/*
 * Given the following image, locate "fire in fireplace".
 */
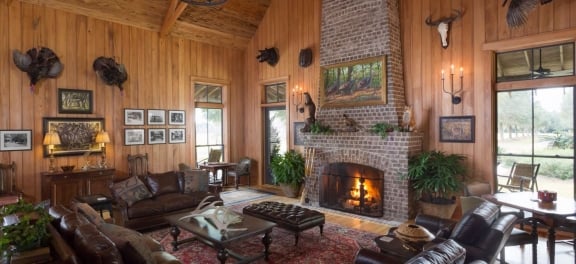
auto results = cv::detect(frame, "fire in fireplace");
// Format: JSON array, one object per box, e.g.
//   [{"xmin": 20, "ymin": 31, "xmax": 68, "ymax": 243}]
[{"xmin": 319, "ymin": 162, "xmax": 383, "ymax": 217}]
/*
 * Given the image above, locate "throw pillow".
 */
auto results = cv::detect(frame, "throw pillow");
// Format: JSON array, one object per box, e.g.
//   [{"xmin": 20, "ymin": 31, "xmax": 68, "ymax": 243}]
[
  {"xmin": 111, "ymin": 176, "xmax": 153, "ymax": 206},
  {"xmin": 99, "ymin": 223, "xmax": 157, "ymax": 264},
  {"xmin": 146, "ymin": 171, "xmax": 180, "ymax": 196},
  {"xmin": 178, "ymin": 163, "xmax": 209, "ymax": 193},
  {"xmin": 73, "ymin": 202, "xmax": 106, "ymax": 227},
  {"xmin": 74, "ymin": 224, "xmax": 124, "ymax": 264}
]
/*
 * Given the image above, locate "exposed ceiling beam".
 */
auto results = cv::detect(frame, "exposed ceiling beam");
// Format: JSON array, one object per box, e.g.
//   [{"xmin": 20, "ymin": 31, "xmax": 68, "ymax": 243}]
[{"xmin": 160, "ymin": 0, "xmax": 188, "ymax": 37}]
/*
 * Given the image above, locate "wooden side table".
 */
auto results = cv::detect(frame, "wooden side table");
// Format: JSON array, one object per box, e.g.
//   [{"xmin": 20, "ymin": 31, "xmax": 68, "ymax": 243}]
[{"xmin": 74, "ymin": 194, "xmax": 114, "ymax": 220}]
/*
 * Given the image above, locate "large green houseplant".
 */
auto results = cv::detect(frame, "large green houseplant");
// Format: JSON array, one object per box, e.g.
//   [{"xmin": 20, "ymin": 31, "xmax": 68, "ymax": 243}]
[
  {"xmin": 405, "ymin": 150, "xmax": 467, "ymax": 218},
  {"xmin": 270, "ymin": 147, "xmax": 306, "ymax": 198},
  {"xmin": 0, "ymin": 200, "xmax": 52, "ymax": 258}
]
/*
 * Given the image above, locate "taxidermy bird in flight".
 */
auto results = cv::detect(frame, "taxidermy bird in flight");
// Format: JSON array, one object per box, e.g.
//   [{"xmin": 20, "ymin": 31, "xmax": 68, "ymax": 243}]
[
  {"xmin": 503, "ymin": 0, "xmax": 553, "ymax": 28},
  {"xmin": 12, "ymin": 47, "xmax": 63, "ymax": 93},
  {"xmin": 93, "ymin": 56, "xmax": 128, "ymax": 95}
]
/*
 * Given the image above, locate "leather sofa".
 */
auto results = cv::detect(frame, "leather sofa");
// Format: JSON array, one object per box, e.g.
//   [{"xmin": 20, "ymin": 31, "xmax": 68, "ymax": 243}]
[
  {"xmin": 48, "ymin": 204, "xmax": 180, "ymax": 264},
  {"xmin": 354, "ymin": 239, "xmax": 468, "ymax": 264},
  {"xmin": 354, "ymin": 201, "xmax": 517, "ymax": 264},
  {"xmin": 111, "ymin": 169, "xmax": 221, "ymax": 231}
]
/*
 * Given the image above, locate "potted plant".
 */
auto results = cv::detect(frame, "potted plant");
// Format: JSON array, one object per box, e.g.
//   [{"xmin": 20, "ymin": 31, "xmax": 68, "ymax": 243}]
[
  {"xmin": 270, "ymin": 147, "xmax": 306, "ymax": 198},
  {"xmin": 370, "ymin": 122, "xmax": 399, "ymax": 139},
  {"xmin": 0, "ymin": 200, "xmax": 52, "ymax": 261},
  {"xmin": 405, "ymin": 150, "xmax": 467, "ymax": 219}
]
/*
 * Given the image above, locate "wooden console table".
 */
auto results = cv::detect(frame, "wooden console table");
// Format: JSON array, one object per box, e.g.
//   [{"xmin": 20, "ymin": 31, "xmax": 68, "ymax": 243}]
[{"xmin": 41, "ymin": 168, "xmax": 115, "ymax": 206}]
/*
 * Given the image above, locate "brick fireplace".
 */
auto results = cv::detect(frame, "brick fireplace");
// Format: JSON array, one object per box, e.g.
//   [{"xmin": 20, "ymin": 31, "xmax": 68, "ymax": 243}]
[{"xmin": 300, "ymin": 0, "xmax": 422, "ymax": 222}]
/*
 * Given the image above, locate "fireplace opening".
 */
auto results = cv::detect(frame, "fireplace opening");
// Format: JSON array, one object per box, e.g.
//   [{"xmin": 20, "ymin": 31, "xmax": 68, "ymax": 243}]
[{"xmin": 319, "ymin": 162, "xmax": 383, "ymax": 217}]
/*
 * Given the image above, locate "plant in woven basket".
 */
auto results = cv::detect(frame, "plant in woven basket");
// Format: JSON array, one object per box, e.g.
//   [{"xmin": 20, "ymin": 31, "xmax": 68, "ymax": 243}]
[{"xmin": 270, "ymin": 147, "xmax": 305, "ymax": 197}]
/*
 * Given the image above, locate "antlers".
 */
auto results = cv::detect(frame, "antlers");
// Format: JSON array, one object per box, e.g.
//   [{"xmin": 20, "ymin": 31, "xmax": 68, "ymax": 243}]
[{"xmin": 425, "ymin": 9, "xmax": 463, "ymax": 26}]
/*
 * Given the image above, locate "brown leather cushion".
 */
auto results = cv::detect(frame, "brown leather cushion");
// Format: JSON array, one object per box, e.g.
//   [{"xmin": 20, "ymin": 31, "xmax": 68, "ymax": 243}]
[
  {"xmin": 99, "ymin": 223, "xmax": 158, "ymax": 264},
  {"xmin": 74, "ymin": 224, "xmax": 124, "ymax": 264},
  {"xmin": 49, "ymin": 205, "xmax": 73, "ymax": 228},
  {"xmin": 73, "ymin": 202, "xmax": 106, "ymax": 227},
  {"xmin": 146, "ymin": 171, "xmax": 180, "ymax": 196},
  {"xmin": 60, "ymin": 213, "xmax": 90, "ymax": 243},
  {"xmin": 178, "ymin": 163, "xmax": 209, "ymax": 193}
]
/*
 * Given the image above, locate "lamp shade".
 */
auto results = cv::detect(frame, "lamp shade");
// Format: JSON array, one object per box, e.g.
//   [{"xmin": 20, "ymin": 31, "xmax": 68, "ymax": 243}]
[
  {"xmin": 43, "ymin": 132, "xmax": 61, "ymax": 146},
  {"xmin": 95, "ymin": 131, "xmax": 110, "ymax": 144}
]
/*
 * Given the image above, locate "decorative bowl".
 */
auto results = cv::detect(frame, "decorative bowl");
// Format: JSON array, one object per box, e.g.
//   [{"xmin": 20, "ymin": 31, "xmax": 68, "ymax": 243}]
[
  {"xmin": 61, "ymin": 165, "xmax": 75, "ymax": 172},
  {"xmin": 394, "ymin": 223, "xmax": 435, "ymax": 243}
]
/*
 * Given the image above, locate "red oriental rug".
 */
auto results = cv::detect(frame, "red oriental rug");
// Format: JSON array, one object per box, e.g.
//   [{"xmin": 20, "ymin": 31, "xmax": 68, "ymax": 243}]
[{"xmin": 146, "ymin": 203, "xmax": 382, "ymax": 263}]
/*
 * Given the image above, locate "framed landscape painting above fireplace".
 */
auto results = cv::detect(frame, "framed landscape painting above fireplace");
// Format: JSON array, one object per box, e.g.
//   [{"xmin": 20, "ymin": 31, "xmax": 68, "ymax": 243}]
[{"xmin": 320, "ymin": 56, "xmax": 387, "ymax": 108}]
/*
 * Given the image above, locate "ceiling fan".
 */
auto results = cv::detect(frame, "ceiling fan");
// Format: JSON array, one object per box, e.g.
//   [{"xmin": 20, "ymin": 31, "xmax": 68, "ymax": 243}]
[{"xmin": 532, "ymin": 48, "xmax": 551, "ymax": 78}]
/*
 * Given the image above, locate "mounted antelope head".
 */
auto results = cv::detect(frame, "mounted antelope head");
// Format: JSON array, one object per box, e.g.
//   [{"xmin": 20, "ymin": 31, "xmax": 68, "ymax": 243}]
[{"xmin": 425, "ymin": 9, "xmax": 463, "ymax": 49}]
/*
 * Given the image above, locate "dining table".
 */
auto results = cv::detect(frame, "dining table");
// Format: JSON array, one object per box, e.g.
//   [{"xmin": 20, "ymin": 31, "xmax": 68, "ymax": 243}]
[
  {"xmin": 198, "ymin": 162, "xmax": 237, "ymax": 185},
  {"xmin": 483, "ymin": 192, "xmax": 576, "ymax": 264}
]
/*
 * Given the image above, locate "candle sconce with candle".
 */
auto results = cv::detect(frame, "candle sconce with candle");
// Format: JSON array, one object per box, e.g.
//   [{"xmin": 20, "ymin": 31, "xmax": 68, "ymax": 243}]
[
  {"xmin": 292, "ymin": 85, "xmax": 305, "ymax": 113},
  {"xmin": 441, "ymin": 64, "xmax": 464, "ymax": 106}
]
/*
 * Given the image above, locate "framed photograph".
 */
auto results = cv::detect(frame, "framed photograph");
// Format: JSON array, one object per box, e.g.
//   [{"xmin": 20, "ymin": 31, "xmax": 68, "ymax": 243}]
[
  {"xmin": 58, "ymin": 88, "xmax": 93, "ymax": 114},
  {"xmin": 293, "ymin": 122, "xmax": 305, "ymax": 146},
  {"xmin": 0, "ymin": 130, "xmax": 32, "ymax": 151},
  {"xmin": 125, "ymin": 128, "xmax": 145, "ymax": 145},
  {"xmin": 147, "ymin": 109, "xmax": 166, "ymax": 125},
  {"xmin": 42, "ymin": 117, "xmax": 104, "ymax": 157},
  {"xmin": 168, "ymin": 110, "xmax": 186, "ymax": 125},
  {"xmin": 439, "ymin": 116, "xmax": 475, "ymax": 143},
  {"xmin": 124, "ymin": 109, "xmax": 145, "ymax": 125},
  {"xmin": 168, "ymin": 128, "xmax": 186, "ymax": 144},
  {"xmin": 148, "ymin": 129, "xmax": 166, "ymax": 144},
  {"xmin": 320, "ymin": 56, "xmax": 387, "ymax": 108}
]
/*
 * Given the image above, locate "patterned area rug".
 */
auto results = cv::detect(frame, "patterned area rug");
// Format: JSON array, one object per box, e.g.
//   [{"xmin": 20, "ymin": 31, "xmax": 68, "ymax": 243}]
[{"xmin": 146, "ymin": 202, "xmax": 381, "ymax": 263}]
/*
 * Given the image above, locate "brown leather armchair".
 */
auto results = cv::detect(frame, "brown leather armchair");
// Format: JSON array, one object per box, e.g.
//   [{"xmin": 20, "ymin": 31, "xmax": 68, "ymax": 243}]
[{"xmin": 354, "ymin": 239, "xmax": 468, "ymax": 264}]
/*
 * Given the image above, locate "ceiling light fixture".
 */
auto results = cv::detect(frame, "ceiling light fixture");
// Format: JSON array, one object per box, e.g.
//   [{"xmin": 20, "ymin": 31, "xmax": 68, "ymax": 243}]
[{"xmin": 180, "ymin": 0, "xmax": 228, "ymax": 6}]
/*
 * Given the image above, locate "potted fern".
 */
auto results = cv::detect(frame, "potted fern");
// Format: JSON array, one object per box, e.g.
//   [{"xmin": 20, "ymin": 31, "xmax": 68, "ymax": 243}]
[
  {"xmin": 405, "ymin": 150, "xmax": 467, "ymax": 219},
  {"xmin": 0, "ymin": 200, "xmax": 52, "ymax": 261},
  {"xmin": 270, "ymin": 147, "xmax": 306, "ymax": 198}
]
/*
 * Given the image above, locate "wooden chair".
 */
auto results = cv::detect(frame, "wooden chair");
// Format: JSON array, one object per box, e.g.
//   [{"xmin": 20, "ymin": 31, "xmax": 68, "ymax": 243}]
[
  {"xmin": 0, "ymin": 162, "xmax": 22, "ymax": 205},
  {"xmin": 227, "ymin": 157, "xmax": 252, "ymax": 190},
  {"xmin": 498, "ymin": 162, "xmax": 540, "ymax": 192},
  {"xmin": 127, "ymin": 153, "xmax": 149, "ymax": 179}
]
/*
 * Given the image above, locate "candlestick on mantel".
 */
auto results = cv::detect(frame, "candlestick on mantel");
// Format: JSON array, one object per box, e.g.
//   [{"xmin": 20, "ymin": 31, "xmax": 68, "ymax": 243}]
[
  {"xmin": 460, "ymin": 67, "xmax": 463, "ymax": 77},
  {"xmin": 450, "ymin": 64, "xmax": 454, "ymax": 74},
  {"xmin": 441, "ymin": 70, "xmax": 445, "ymax": 80}
]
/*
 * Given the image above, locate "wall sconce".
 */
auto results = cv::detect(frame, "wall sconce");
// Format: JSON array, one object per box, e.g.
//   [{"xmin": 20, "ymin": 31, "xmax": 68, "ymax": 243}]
[
  {"xmin": 95, "ymin": 131, "xmax": 111, "ymax": 168},
  {"xmin": 441, "ymin": 65, "xmax": 463, "ymax": 112},
  {"xmin": 292, "ymin": 85, "xmax": 305, "ymax": 113},
  {"xmin": 43, "ymin": 132, "xmax": 61, "ymax": 172}
]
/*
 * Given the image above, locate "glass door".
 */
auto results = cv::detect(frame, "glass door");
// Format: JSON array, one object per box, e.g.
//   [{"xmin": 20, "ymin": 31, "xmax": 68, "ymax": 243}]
[{"xmin": 263, "ymin": 107, "xmax": 287, "ymax": 185}]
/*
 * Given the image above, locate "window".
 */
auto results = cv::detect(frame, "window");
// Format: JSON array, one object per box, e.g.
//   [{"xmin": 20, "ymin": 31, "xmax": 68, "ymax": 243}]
[
  {"xmin": 262, "ymin": 82, "xmax": 287, "ymax": 185},
  {"xmin": 496, "ymin": 43, "xmax": 574, "ymax": 82},
  {"xmin": 496, "ymin": 87, "xmax": 574, "ymax": 198},
  {"xmin": 265, "ymin": 83, "xmax": 287, "ymax": 103},
  {"xmin": 195, "ymin": 83, "xmax": 224, "ymax": 165}
]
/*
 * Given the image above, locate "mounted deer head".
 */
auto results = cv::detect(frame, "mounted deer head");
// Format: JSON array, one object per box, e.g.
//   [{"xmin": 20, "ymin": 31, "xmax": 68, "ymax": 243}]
[{"xmin": 425, "ymin": 9, "xmax": 463, "ymax": 49}]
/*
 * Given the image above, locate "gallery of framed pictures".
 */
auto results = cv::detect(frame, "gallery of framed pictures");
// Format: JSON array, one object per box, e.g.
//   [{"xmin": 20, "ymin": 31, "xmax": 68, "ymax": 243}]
[
  {"xmin": 42, "ymin": 117, "xmax": 104, "ymax": 156},
  {"xmin": 58, "ymin": 88, "xmax": 93, "ymax": 114},
  {"xmin": 124, "ymin": 109, "xmax": 145, "ymax": 125},
  {"xmin": 169, "ymin": 128, "xmax": 185, "ymax": 144},
  {"xmin": 125, "ymin": 128, "xmax": 145, "ymax": 145},
  {"xmin": 148, "ymin": 129, "xmax": 166, "ymax": 144},
  {"xmin": 148, "ymin": 109, "xmax": 166, "ymax": 125},
  {"xmin": 439, "ymin": 115, "xmax": 475, "ymax": 143},
  {"xmin": 319, "ymin": 56, "xmax": 387, "ymax": 108},
  {"xmin": 168, "ymin": 110, "xmax": 185, "ymax": 125},
  {"xmin": 0, "ymin": 130, "xmax": 32, "ymax": 151}
]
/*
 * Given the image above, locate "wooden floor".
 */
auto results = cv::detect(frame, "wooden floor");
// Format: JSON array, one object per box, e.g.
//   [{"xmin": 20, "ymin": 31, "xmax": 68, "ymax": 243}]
[{"xmin": 240, "ymin": 186, "xmax": 575, "ymax": 264}]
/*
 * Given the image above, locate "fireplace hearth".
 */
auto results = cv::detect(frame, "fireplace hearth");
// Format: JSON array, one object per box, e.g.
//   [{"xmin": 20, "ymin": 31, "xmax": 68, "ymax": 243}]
[{"xmin": 320, "ymin": 162, "xmax": 383, "ymax": 217}]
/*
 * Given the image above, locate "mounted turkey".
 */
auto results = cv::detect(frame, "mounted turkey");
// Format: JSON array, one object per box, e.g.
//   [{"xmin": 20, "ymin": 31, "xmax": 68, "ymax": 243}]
[
  {"xmin": 93, "ymin": 56, "xmax": 128, "ymax": 94},
  {"xmin": 12, "ymin": 47, "xmax": 63, "ymax": 93},
  {"xmin": 503, "ymin": 0, "xmax": 553, "ymax": 28}
]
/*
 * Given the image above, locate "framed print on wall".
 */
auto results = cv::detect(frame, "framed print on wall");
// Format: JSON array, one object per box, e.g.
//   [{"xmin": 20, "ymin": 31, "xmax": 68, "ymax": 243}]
[
  {"xmin": 42, "ymin": 117, "xmax": 104, "ymax": 156},
  {"xmin": 58, "ymin": 88, "xmax": 93, "ymax": 114},
  {"xmin": 439, "ymin": 115, "xmax": 475, "ymax": 143},
  {"xmin": 293, "ymin": 122, "xmax": 305, "ymax": 146},
  {"xmin": 0, "ymin": 130, "xmax": 32, "ymax": 151},
  {"xmin": 168, "ymin": 110, "xmax": 185, "ymax": 125},
  {"xmin": 147, "ymin": 109, "xmax": 166, "ymax": 125},
  {"xmin": 168, "ymin": 128, "xmax": 186, "ymax": 144},
  {"xmin": 124, "ymin": 109, "xmax": 145, "ymax": 125},
  {"xmin": 124, "ymin": 128, "xmax": 145, "ymax": 145},
  {"xmin": 320, "ymin": 56, "xmax": 387, "ymax": 108},
  {"xmin": 148, "ymin": 128, "xmax": 166, "ymax": 144}
]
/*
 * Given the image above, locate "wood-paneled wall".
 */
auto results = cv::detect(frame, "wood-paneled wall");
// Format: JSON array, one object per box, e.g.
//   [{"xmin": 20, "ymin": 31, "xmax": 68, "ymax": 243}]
[
  {"xmin": 243, "ymin": 0, "xmax": 321, "ymax": 186},
  {"xmin": 0, "ymin": 2, "xmax": 245, "ymax": 201},
  {"xmin": 400, "ymin": 0, "xmax": 576, "ymax": 185}
]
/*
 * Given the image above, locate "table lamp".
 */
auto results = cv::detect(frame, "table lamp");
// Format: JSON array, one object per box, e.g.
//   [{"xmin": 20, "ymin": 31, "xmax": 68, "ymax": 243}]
[
  {"xmin": 43, "ymin": 132, "xmax": 61, "ymax": 172},
  {"xmin": 95, "ymin": 131, "xmax": 110, "ymax": 168}
]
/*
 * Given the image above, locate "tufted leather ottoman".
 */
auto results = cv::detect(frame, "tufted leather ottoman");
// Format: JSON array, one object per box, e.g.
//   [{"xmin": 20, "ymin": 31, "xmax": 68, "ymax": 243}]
[{"xmin": 243, "ymin": 201, "xmax": 325, "ymax": 245}]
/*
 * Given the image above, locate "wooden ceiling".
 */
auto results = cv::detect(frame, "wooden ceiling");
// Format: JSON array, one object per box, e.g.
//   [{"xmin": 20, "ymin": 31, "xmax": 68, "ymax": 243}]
[{"xmin": 17, "ymin": 0, "xmax": 271, "ymax": 49}]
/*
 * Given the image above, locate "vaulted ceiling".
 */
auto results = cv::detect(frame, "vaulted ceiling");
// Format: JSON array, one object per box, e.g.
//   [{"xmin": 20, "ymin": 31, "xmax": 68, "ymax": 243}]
[{"xmin": 18, "ymin": 0, "xmax": 271, "ymax": 49}]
